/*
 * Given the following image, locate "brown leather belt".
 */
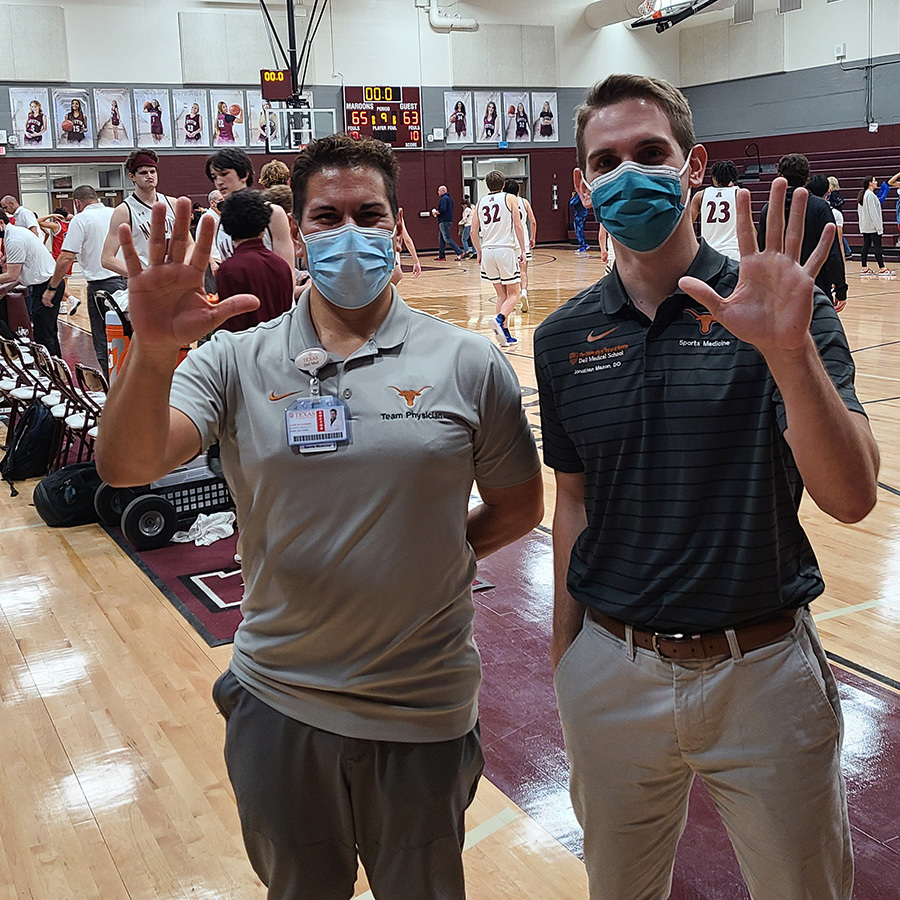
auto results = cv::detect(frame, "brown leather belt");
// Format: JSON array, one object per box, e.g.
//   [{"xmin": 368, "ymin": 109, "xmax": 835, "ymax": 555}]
[{"xmin": 586, "ymin": 607, "xmax": 796, "ymax": 661}]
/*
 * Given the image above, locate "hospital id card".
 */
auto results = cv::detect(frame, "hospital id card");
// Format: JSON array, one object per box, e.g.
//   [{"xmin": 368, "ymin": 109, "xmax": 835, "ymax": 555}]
[{"xmin": 285, "ymin": 397, "xmax": 349, "ymax": 453}]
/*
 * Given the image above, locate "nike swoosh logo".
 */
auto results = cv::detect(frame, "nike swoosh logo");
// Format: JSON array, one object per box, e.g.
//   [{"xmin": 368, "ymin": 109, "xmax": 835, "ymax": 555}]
[
  {"xmin": 586, "ymin": 327, "xmax": 618, "ymax": 343},
  {"xmin": 269, "ymin": 390, "xmax": 304, "ymax": 402}
]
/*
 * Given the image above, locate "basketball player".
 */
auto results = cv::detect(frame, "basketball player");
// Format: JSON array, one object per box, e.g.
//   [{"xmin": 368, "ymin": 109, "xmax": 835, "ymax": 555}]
[
  {"xmin": 101, "ymin": 149, "xmax": 185, "ymax": 275},
  {"xmin": 148, "ymin": 99, "xmax": 164, "ymax": 143},
  {"xmin": 23, "ymin": 99, "xmax": 47, "ymax": 146},
  {"xmin": 63, "ymin": 98, "xmax": 88, "ymax": 143},
  {"xmin": 204, "ymin": 147, "xmax": 294, "ymax": 274},
  {"xmin": 471, "ymin": 170, "xmax": 527, "ymax": 347},
  {"xmin": 184, "ymin": 102, "xmax": 203, "ymax": 144},
  {"xmin": 689, "ymin": 159, "xmax": 740, "ymax": 260},
  {"xmin": 109, "ymin": 99, "xmax": 122, "ymax": 144},
  {"xmin": 503, "ymin": 180, "xmax": 537, "ymax": 312}
]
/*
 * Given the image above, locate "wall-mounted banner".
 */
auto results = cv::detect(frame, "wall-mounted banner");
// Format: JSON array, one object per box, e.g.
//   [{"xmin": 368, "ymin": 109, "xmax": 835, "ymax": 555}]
[
  {"xmin": 133, "ymin": 89, "xmax": 173, "ymax": 149},
  {"xmin": 94, "ymin": 88, "xmax": 135, "ymax": 148},
  {"xmin": 52, "ymin": 88, "xmax": 93, "ymax": 149},
  {"xmin": 503, "ymin": 92, "xmax": 531, "ymax": 143},
  {"xmin": 211, "ymin": 90, "xmax": 247, "ymax": 146},
  {"xmin": 474, "ymin": 91, "xmax": 503, "ymax": 144},
  {"xmin": 531, "ymin": 91, "xmax": 558, "ymax": 143},
  {"xmin": 444, "ymin": 90, "xmax": 473, "ymax": 144},
  {"xmin": 172, "ymin": 90, "xmax": 211, "ymax": 148},
  {"xmin": 8, "ymin": 87, "xmax": 53, "ymax": 149}
]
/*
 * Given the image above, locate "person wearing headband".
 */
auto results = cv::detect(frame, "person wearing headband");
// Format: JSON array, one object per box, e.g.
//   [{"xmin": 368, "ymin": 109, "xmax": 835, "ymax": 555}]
[
  {"xmin": 102, "ymin": 148, "xmax": 191, "ymax": 275},
  {"xmin": 95, "ymin": 132, "xmax": 542, "ymax": 899},
  {"xmin": 535, "ymin": 73, "xmax": 877, "ymax": 900}
]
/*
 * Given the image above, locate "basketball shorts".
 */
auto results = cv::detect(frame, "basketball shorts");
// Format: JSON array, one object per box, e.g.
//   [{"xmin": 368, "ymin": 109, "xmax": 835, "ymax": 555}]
[{"xmin": 480, "ymin": 247, "xmax": 520, "ymax": 284}]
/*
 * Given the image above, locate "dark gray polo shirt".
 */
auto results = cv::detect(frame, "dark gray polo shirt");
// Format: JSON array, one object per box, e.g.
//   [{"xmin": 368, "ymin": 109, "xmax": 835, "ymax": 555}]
[
  {"xmin": 534, "ymin": 241, "xmax": 864, "ymax": 632},
  {"xmin": 170, "ymin": 288, "xmax": 540, "ymax": 742}
]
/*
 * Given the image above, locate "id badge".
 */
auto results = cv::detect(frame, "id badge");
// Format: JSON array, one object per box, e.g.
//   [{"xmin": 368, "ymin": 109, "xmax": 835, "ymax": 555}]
[{"xmin": 285, "ymin": 396, "xmax": 349, "ymax": 454}]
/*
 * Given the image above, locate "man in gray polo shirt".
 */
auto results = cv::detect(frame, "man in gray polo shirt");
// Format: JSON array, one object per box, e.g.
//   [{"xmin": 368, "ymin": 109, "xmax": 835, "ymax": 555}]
[{"xmin": 96, "ymin": 134, "xmax": 542, "ymax": 900}]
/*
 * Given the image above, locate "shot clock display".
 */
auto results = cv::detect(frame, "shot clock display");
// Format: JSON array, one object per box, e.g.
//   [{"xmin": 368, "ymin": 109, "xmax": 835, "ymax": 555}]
[
  {"xmin": 344, "ymin": 86, "xmax": 422, "ymax": 149},
  {"xmin": 260, "ymin": 69, "xmax": 293, "ymax": 102}
]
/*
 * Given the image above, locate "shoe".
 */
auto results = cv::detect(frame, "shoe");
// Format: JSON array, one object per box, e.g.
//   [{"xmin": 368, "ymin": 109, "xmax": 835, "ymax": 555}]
[
  {"xmin": 455, "ymin": 253, "xmax": 466, "ymax": 261},
  {"xmin": 859, "ymin": 267, "xmax": 874, "ymax": 276},
  {"xmin": 519, "ymin": 291, "xmax": 529, "ymax": 313},
  {"xmin": 491, "ymin": 314, "xmax": 509, "ymax": 347},
  {"xmin": 575, "ymin": 248, "xmax": 587, "ymax": 253},
  {"xmin": 433, "ymin": 256, "xmax": 447, "ymax": 261},
  {"xmin": 878, "ymin": 267, "xmax": 895, "ymax": 276},
  {"xmin": 468, "ymin": 253, "xmax": 477, "ymax": 259},
  {"xmin": 503, "ymin": 328, "xmax": 517, "ymax": 344},
  {"xmin": 67, "ymin": 297, "xmax": 81, "ymax": 315}
]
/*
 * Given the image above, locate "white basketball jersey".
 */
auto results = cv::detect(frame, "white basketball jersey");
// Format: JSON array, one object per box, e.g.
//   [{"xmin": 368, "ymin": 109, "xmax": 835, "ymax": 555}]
[
  {"xmin": 124, "ymin": 193, "xmax": 176, "ymax": 266},
  {"xmin": 518, "ymin": 200, "xmax": 531, "ymax": 244},
  {"xmin": 477, "ymin": 191, "xmax": 516, "ymax": 249},
  {"xmin": 215, "ymin": 219, "xmax": 274, "ymax": 261},
  {"xmin": 699, "ymin": 186, "xmax": 740, "ymax": 260}
]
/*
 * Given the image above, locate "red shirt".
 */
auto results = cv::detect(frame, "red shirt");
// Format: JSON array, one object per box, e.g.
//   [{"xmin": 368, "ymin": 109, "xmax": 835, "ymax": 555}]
[
  {"xmin": 52, "ymin": 220, "xmax": 73, "ymax": 275},
  {"xmin": 215, "ymin": 237, "xmax": 294, "ymax": 333}
]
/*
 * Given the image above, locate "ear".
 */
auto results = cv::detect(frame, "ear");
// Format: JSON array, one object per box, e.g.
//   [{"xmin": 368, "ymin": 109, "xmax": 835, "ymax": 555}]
[
  {"xmin": 394, "ymin": 208, "xmax": 405, "ymax": 252},
  {"xmin": 289, "ymin": 212, "xmax": 303, "ymax": 252},
  {"xmin": 687, "ymin": 144, "xmax": 708, "ymax": 190},
  {"xmin": 573, "ymin": 167, "xmax": 591, "ymax": 209}
]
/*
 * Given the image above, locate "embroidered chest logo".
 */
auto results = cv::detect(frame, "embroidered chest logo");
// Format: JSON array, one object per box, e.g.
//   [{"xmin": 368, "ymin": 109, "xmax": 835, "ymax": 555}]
[
  {"xmin": 685, "ymin": 309, "xmax": 717, "ymax": 335},
  {"xmin": 586, "ymin": 326, "xmax": 618, "ymax": 343},
  {"xmin": 388, "ymin": 385, "xmax": 432, "ymax": 408},
  {"xmin": 269, "ymin": 389, "xmax": 304, "ymax": 402}
]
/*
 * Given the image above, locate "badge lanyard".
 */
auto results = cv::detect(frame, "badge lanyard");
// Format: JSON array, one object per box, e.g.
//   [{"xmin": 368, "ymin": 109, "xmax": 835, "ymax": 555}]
[{"xmin": 286, "ymin": 348, "xmax": 350, "ymax": 454}]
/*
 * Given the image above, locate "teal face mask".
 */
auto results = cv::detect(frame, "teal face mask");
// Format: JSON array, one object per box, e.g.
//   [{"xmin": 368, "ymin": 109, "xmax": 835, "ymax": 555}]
[
  {"xmin": 586, "ymin": 156, "xmax": 691, "ymax": 253},
  {"xmin": 302, "ymin": 222, "xmax": 396, "ymax": 309}
]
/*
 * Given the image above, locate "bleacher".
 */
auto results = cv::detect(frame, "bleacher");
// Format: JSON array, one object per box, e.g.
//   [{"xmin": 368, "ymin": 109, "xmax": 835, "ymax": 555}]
[{"xmin": 566, "ymin": 144, "xmax": 900, "ymax": 259}]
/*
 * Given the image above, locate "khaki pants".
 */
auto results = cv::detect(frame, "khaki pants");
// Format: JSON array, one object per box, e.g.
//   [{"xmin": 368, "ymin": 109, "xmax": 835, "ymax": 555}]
[{"xmin": 554, "ymin": 608, "xmax": 852, "ymax": 900}]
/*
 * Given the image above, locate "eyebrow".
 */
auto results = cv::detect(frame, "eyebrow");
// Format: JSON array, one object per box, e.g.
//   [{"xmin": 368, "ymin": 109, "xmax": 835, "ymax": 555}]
[
  {"xmin": 307, "ymin": 200, "xmax": 388, "ymax": 213},
  {"xmin": 586, "ymin": 135, "xmax": 674, "ymax": 166}
]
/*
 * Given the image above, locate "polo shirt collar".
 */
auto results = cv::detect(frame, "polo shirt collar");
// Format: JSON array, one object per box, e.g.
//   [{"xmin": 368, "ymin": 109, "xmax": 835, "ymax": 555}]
[
  {"xmin": 289, "ymin": 285, "xmax": 411, "ymax": 363},
  {"xmin": 598, "ymin": 239, "xmax": 731, "ymax": 317}
]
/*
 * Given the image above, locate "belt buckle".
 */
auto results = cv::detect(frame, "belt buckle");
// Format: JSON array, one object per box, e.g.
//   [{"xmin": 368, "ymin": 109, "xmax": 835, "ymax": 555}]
[{"xmin": 651, "ymin": 631, "xmax": 685, "ymax": 660}]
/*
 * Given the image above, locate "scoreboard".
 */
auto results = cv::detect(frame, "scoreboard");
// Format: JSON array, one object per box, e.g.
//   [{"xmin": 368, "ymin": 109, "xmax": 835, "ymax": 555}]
[{"xmin": 344, "ymin": 86, "xmax": 423, "ymax": 150}]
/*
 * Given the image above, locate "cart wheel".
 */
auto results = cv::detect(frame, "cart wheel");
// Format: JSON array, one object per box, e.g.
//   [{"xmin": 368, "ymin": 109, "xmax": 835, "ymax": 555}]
[
  {"xmin": 120, "ymin": 495, "xmax": 178, "ymax": 550},
  {"xmin": 95, "ymin": 483, "xmax": 143, "ymax": 527}
]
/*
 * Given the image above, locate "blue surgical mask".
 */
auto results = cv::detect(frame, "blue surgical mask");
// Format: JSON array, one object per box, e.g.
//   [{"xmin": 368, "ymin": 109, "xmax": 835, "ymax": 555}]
[
  {"xmin": 302, "ymin": 222, "xmax": 396, "ymax": 309},
  {"xmin": 586, "ymin": 156, "xmax": 692, "ymax": 253}
]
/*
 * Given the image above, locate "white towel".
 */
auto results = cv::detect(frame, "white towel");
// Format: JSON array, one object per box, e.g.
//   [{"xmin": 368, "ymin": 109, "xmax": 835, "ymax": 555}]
[{"xmin": 172, "ymin": 511, "xmax": 236, "ymax": 546}]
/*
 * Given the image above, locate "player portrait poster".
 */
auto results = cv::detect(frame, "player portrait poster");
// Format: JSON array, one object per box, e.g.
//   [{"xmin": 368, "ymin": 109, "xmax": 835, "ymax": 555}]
[
  {"xmin": 246, "ymin": 90, "xmax": 279, "ymax": 147},
  {"xmin": 443, "ymin": 91, "xmax": 472, "ymax": 144},
  {"xmin": 132, "ymin": 89, "xmax": 173, "ymax": 148},
  {"xmin": 211, "ymin": 90, "xmax": 247, "ymax": 146},
  {"xmin": 531, "ymin": 91, "xmax": 558, "ymax": 143},
  {"xmin": 8, "ymin": 87, "xmax": 53, "ymax": 149},
  {"xmin": 503, "ymin": 92, "xmax": 531, "ymax": 143},
  {"xmin": 51, "ymin": 88, "xmax": 93, "ymax": 149},
  {"xmin": 172, "ymin": 90, "xmax": 210, "ymax": 148},
  {"xmin": 474, "ymin": 91, "xmax": 503, "ymax": 144},
  {"xmin": 94, "ymin": 88, "xmax": 134, "ymax": 148}
]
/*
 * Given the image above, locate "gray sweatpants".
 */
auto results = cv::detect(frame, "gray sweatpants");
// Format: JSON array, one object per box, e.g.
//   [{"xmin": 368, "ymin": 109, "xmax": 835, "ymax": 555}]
[
  {"xmin": 554, "ymin": 608, "xmax": 852, "ymax": 900},
  {"xmin": 212, "ymin": 669, "xmax": 483, "ymax": 900}
]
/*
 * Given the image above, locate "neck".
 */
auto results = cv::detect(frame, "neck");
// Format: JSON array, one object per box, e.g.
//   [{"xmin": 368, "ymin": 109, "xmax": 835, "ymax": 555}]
[
  {"xmin": 614, "ymin": 218, "xmax": 700, "ymax": 320},
  {"xmin": 135, "ymin": 186, "xmax": 158, "ymax": 203},
  {"xmin": 308, "ymin": 285, "xmax": 394, "ymax": 357},
  {"xmin": 233, "ymin": 235, "xmax": 261, "ymax": 248}
]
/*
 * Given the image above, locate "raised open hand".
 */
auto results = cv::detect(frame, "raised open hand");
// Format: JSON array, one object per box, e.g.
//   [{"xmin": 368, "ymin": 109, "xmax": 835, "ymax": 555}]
[
  {"xmin": 679, "ymin": 177, "xmax": 834, "ymax": 358},
  {"xmin": 121, "ymin": 196, "xmax": 259, "ymax": 351}
]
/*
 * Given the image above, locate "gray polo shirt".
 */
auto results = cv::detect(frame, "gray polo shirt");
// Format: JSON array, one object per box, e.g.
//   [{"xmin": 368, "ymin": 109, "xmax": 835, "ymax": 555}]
[{"xmin": 170, "ymin": 289, "xmax": 540, "ymax": 742}]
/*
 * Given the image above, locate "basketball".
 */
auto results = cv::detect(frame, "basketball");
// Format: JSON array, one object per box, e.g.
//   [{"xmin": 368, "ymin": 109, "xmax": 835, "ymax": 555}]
[
  {"xmin": 61, "ymin": 119, "xmax": 73, "ymax": 132},
  {"xmin": 143, "ymin": 101, "xmax": 153, "ymax": 111},
  {"xmin": 229, "ymin": 104, "xmax": 242, "ymax": 117},
  {"xmin": 508, "ymin": 105, "xmax": 516, "ymax": 116}
]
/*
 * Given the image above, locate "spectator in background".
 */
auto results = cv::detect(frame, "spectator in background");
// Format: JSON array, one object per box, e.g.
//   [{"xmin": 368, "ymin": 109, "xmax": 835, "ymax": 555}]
[
  {"xmin": 1, "ymin": 195, "xmax": 39, "ymax": 236},
  {"xmin": 827, "ymin": 176, "xmax": 851, "ymax": 259},
  {"xmin": 258, "ymin": 159, "xmax": 291, "ymax": 189},
  {"xmin": 199, "ymin": 190, "xmax": 223, "ymax": 295},
  {"xmin": 459, "ymin": 196, "xmax": 477, "ymax": 258},
  {"xmin": 886, "ymin": 170, "xmax": 900, "ymax": 235},
  {"xmin": 215, "ymin": 189, "xmax": 294, "ymax": 332},
  {"xmin": 857, "ymin": 175, "xmax": 894, "ymax": 277},
  {"xmin": 430, "ymin": 185, "xmax": 464, "ymax": 261},
  {"xmin": 263, "ymin": 185, "xmax": 312, "ymax": 293},
  {"xmin": 570, "ymin": 190, "xmax": 589, "ymax": 253},
  {"xmin": 758, "ymin": 155, "xmax": 848, "ymax": 301},
  {"xmin": 807, "ymin": 174, "xmax": 849, "ymax": 311}
]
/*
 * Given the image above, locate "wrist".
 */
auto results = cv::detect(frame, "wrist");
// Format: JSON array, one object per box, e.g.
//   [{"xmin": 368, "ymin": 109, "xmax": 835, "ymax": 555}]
[{"xmin": 760, "ymin": 333, "xmax": 819, "ymax": 377}]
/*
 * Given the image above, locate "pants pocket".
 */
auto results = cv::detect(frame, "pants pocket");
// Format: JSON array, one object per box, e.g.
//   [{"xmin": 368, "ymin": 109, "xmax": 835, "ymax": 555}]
[{"xmin": 211, "ymin": 668, "xmax": 243, "ymax": 720}]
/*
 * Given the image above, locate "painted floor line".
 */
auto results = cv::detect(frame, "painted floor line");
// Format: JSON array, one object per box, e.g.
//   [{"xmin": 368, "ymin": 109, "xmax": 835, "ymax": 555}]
[
  {"xmin": 354, "ymin": 807, "xmax": 520, "ymax": 900},
  {"xmin": 0, "ymin": 522, "xmax": 46, "ymax": 534},
  {"xmin": 814, "ymin": 598, "xmax": 886, "ymax": 621}
]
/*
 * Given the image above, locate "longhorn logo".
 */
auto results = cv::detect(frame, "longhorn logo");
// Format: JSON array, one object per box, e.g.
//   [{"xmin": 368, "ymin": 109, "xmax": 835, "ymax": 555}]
[
  {"xmin": 388, "ymin": 385, "xmax": 432, "ymax": 408},
  {"xmin": 685, "ymin": 309, "xmax": 717, "ymax": 335}
]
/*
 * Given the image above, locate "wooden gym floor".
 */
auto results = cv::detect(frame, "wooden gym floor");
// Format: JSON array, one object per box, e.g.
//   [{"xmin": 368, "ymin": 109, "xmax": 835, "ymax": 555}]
[{"xmin": 1, "ymin": 245, "xmax": 898, "ymax": 898}]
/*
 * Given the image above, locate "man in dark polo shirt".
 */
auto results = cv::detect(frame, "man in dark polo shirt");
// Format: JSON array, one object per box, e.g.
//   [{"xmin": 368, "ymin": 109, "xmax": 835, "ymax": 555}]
[
  {"xmin": 214, "ymin": 189, "xmax": 293, "ymax": 332},
  {"xmin": 535, "ymin": 74, "xmax": 879, "ymax": 900},
  {"xmin": 431, "ymin": 184, "xmax": 465, "ymax": 260}
]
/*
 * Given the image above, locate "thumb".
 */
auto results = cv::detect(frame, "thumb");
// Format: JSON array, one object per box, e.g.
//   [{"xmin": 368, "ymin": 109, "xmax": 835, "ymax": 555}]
[
  {"xmin": 679, "ymin": 276, "xmax": 726, "ymax": 318},
  {"xmin": 207, "ymin": 293, "xmax": 261, "ymax": 329}
]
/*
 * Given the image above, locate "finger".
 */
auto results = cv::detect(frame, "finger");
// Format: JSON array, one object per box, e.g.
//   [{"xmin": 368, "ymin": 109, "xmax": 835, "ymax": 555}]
[
  {"xmin": 735, "ymin": 189, "xmax": 758, "ymax": 259},
  {"xmin": 678, "ymin": 276, "xmax": 726, "ymax": 318},
  {"xmin": 167, "ymin": 196, "xmax": 192, "ymax": 265},
  {"xmin": 784, "ymin": 187, "xmax": 807, "ymax": 262},
  {"xmin": 802, "ymin": 221, "xmax": 836, "ymax": 281},
  {"xmin": 148, "ymin": 202, "xmax": 169, "ymax": 268},
  {"xmin": 207, "ymin": 293, "xmax": 260, "ymax": 329},
  {"xmin": 189, "ymin": 209, "xmax": 214, "ymax": 277},
  {"xmin": 118, "ymin": 222, "xmax": 145, "ymax": 280},
  {"xmin": 764, "ymin": 177, "xmax": 787, "ymax": 255}
]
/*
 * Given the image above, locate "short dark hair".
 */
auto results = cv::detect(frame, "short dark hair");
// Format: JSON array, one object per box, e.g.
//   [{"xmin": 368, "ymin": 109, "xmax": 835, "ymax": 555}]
[
  {"xmin": 73, "ymin": 184, "xmax": 98, "ymax": 202},
  {"xmin": 218, "ymin": 189, "xmax": 273, "ymax": 241},
  {"xmin": 263, "ymin": 184, "xmax": 293, "ymax": 214},
  {"xmin": 206, "ymin": 148, "xmax": 255, "ymax": 187},
  {"xmin": 776, "ymin": 153, "xmax": 810, "ymax": 188},
  {"xmin": 503, "ymin": 179, "xmax": 520, "ymax": 196},
  {"xmin": 125, "ymin": 148, "xmax": 158, "ymax": 173},
  {"xmin": 52, "ymin": 207, "xmax": 69, "ymax": 217},
  {"xmin": 806, "ymin": 174, "xmax": 829, "ymax": 198},
  {"xmin": 710, "ymin": 160, "xmax": 738, "ymax": 187},
  {"xmin": 290, "ymin": 133, "xmax": 399, "ymax": 220},
  {"xmin": 576, "ymin": 74, "xmax": 695, "ymax": 171},
  {"xmin": 485, "ymin": 170, "xmax": 505, "ymax": 192},
  {"xmin": 0, "ymin": 209, "xmax": 8, "ymax": 225}
]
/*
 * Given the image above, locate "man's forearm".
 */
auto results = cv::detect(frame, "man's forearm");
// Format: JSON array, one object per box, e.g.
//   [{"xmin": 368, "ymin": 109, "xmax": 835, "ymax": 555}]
[
  {"xmin": 48, "ymin": 253, "xmax": 75, "ymax": 289},
  {"xmin": 550, "ymin": 479, "xmax": 588, "ymax": 666},
  {"xmin": 466, "ymin": 474, "xmax": 543, "ymax": 560},
  {"xmin": 101, "ymin": 251, "xmax": 128, "ymax": 277},
  {"xmin": 766, "ymin": 338, "xmax": 879, "ymax": 523}
]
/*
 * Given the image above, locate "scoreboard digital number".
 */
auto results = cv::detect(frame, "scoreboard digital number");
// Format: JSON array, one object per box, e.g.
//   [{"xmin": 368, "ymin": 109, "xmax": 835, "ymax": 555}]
[
  {"xmin": 260, "ymin": 69, "xmax": 293, "ymax": 102},
  {"xmin": 344, "ymin": 86, "xmax": 422, "ymax": 150}
]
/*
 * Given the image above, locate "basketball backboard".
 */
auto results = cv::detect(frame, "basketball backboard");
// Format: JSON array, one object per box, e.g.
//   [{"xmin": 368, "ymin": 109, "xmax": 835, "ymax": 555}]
[{"xmin": 265, "ymin": 106, "xmax": 337, "ymax": 153}]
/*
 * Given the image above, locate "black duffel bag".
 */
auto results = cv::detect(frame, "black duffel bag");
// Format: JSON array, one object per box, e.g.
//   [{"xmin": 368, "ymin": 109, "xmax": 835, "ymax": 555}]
[{"xmin": 33, "ymin": 461, "xmax": 103, "ymax": 527}]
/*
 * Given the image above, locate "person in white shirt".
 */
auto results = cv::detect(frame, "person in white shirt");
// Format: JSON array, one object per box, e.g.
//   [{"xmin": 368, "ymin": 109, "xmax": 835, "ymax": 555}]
[
  {"xmin": 1, "ymin": 195, "xmax": 40, "ymax": 236},
  {"xmin": 45, "ymin": 185, "xmax": 125, "ymax": 376},
  {"xmin": 0, "ymin": 213, "xmax": 63, "ymax": 353},
  {"xmin": 503, "ymin": 180, "xmax": 538, "ymax": 312},
  {"xmin": 857, "ymin": 175, "xmax": 894, "ymax": 276},
  {"xmin": 689, "ymin": 160, "xmax": 740, "ymax": 261},
  {"xmin": 201, "ymin": 189, "xmax": 223, "ymax": 294}
]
